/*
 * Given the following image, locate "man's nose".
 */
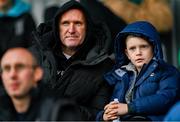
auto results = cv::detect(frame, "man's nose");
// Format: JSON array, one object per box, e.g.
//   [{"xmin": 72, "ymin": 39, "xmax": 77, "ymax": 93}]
[
  {"xmin": 68, "ymin": 24, "xmax": 75, "ymax": 33},
  {"xmin": 9, "ymin": 67, "xmax": 17, "ymax": 78}
]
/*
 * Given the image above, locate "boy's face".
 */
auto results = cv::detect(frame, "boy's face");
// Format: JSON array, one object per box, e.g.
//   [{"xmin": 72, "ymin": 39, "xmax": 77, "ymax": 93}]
[{"xmin": 125, "ymin": 36, "xmax": 153, "ymax": 72}]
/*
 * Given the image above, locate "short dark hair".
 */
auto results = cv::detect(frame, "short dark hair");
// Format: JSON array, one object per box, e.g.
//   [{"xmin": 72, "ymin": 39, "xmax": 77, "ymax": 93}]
[{"xmin": 124, "ymin": 33, "xmax": 153, "ymax": 49}]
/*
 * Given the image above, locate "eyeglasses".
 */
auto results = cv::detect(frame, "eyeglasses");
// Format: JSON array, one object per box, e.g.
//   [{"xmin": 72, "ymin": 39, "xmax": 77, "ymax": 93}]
[{"xmin": 0, "ymin": 63, "xmax": 37, "ymax": 73}]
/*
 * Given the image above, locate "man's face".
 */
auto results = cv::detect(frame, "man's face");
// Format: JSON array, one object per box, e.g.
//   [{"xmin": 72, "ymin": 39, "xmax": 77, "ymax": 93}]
[
  {"xmin": 1, "ymin": 49, "xmax": 37, "ymax": 99},
  {"xmin": 125, "ymin": 36, "xmax": 153, "ymax": 72},
  {"xmin": 59, "ymin": 8, "xmax": 86, "ymax": 51}
]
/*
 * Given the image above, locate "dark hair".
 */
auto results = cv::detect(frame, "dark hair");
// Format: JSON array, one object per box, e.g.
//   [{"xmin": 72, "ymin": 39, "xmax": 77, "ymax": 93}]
[{"xmin": 123, "ymin": 33, "xmax": 153, "ymax": 49}]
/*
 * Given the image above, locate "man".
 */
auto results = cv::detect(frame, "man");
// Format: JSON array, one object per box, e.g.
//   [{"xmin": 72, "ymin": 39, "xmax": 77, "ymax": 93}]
[
  {"xmin": 96, "ymin": 21, "xmax": 180, "ymax": 121},
  {"xmin": 0, "ymin": 0, "xmax": 36, "ymax": 96},
  {"xmin": 0, "ymin": 47, "xmax": 43, "ymax": 120},
  {"xmin": 29, "ymin": 0, "xmax": 113, "ymax": 120},
  {"xmin": 0, "ymin": 47, "xmax": 84, "ymax": 121}
]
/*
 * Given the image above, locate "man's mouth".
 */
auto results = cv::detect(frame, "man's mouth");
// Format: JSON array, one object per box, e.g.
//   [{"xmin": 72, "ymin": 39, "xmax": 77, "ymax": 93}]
[{"xmin": 10, "ymin": 83, "xmax": 19, "ymax": 91}]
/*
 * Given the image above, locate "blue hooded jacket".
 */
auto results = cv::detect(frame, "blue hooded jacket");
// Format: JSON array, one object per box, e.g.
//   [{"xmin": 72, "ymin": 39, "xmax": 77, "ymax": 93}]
[{"xmin": 96, "ymin": 21, "xmax": 180, "ymax": 121}]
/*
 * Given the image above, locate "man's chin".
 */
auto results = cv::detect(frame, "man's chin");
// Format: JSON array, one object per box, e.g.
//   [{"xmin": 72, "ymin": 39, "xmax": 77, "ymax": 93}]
[{"xmin": 11, "ymin": 93, "xmax": 28, "ymax": 99}]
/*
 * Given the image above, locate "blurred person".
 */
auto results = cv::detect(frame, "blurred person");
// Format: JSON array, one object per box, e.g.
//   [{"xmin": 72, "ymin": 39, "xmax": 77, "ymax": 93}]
[
  {"xmin": 96, "ymin": 21, "xmax": 180, "ymax": 121},
  {"xmin": 0, "ymin": 47, "xmax": 84, "ymax": 121},
  {"xmin": 0, "ymin": 0, "xmax": 36, "ymax": 58},
  {"xmin": 29, "ymin": 0, "xmax": 113, "ymax": 120},
  {"xmin": 0, "ymin": 47, "xmax": 44, "ymax": 120}
]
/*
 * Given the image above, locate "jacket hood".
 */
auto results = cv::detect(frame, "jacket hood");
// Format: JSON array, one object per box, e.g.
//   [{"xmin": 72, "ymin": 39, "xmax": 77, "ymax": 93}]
[
  {"xmin": 114, "ymin": 21, "xmax": 163, "ymax": 67},
  {"xmin": 52, "ymin": 0, "xmax": 111, "ymax": 61},
  {"xmin": 0, "ymin": 0, "xmax": 31, "ymax": 17}
]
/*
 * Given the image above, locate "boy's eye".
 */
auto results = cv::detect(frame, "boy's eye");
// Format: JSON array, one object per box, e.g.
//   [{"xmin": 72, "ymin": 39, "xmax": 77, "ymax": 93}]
[
  {"xmin": 141, "ymin": 45, "xmax": 149, "ymax": 49},
  {"xmin": 144, "ymin": 45, "xmax": 149, "ymax": 48},
  {"xmin": 129, "ymin": 47, "xmax": 136, "ymax": 51}
]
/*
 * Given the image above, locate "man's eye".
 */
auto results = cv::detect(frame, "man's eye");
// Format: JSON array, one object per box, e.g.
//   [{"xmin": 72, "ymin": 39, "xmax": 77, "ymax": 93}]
[
  {"xmin": 2, "ymin": 66, "xmax": 10, "ymax": 72},
  {"xmin": 75, "ymin": 22, "xmax": 82, "ymax": 26},
  {"xmin": 16, "ymin": 64, "xmax": 26, "ymax": 71},
  {"xmin": 62, "ymin": 22, "xmax": 69, "ymax": 26}
]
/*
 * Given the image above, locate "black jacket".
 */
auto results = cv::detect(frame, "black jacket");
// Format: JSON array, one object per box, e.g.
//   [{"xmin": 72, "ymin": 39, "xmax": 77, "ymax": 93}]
[
  {"xmin": 0, "ymin": 83, "xmax": 84, "ymax": 121},
  {"xmin": 29, "ymin": 0, "xmax": 114, "ymax": 120},
  {"xmin": 0, "ymin": 86, "xmax": 47, "ymax": 121}
]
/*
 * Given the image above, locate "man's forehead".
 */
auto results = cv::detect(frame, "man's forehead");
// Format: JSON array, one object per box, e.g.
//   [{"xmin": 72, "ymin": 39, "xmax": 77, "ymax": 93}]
[{"xmin": 1, "ymin": 49, "xmax": 33, "ymax": 65}]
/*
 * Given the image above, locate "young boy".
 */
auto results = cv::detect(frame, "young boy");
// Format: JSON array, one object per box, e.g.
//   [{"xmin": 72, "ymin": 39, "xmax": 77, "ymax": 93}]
[{"xmin": 96, "ymin": 21, "xmax": 180, "ymax": 121}]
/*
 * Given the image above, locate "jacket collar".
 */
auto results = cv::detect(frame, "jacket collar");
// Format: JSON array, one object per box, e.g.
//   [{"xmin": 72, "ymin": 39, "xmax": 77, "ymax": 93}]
[{"xmin": 135, "ymin": 60, "xmax": 158, "ymax": 86}]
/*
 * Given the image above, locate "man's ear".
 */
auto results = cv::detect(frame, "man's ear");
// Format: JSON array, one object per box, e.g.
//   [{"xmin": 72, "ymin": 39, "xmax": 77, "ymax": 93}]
[{"xmin": 34, "ymin": 67, "xmax": 43, "ymax": 84}]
